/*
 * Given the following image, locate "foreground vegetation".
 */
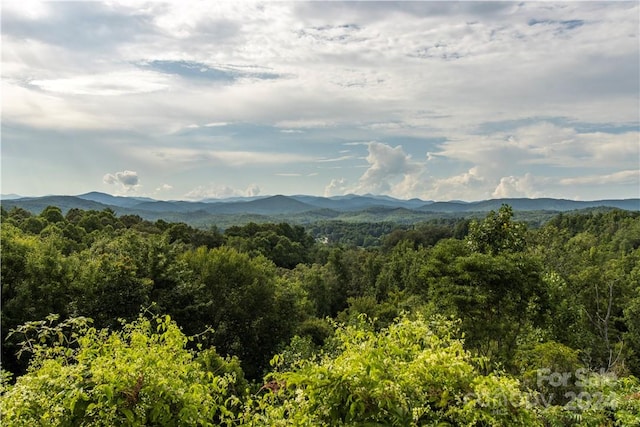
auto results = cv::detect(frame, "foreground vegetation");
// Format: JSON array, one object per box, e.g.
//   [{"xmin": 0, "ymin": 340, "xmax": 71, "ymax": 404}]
[{"xmin": 1, "ymin": 204, "xmax": 639, "ymax": 425}]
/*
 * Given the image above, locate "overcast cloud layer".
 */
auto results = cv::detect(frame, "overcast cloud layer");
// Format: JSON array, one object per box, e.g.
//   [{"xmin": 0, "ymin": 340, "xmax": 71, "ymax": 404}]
[{"xmin": 2, "ymin": 1, "xmax": 639, "ymax": 201}]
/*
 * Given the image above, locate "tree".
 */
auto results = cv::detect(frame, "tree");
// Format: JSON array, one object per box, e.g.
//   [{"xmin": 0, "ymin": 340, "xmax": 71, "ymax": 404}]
[
  {"xmin": 250, "ymin": 315, "xmax": 539, "ymax": 426},
  {"xmin": 225, "ymin": 223, "xmax": 314, "ymax": 269},
  {"xmin": 376, "ymin": 239, "xmax": 429, "ymax": 298},
  {"xmin": 5, "ymin": 207, "xmax": 32, "ymax": 225},
  {"xmin": 72, "ymin": 250, "xmax": 151, "ymax": 329},
  {"xmin": 39, "ymin": 206, "xmax": 65, "ymax": 224},
  {"xmin": 422, "ymin": 239, "xmax": 548, "ymax": 367},
  {"xmin": 179, "ymin": 247, "xmax": 300, "ymax": 379},
  {"xmin": 467, "ymin": 204, "xmax": 527, "ymax": 255},
  {"xmin": 1, "ymin": 315, "xmax": 243, "ymax": 426},
  {"xmin": 1, "ymin": 224, "xmax": 76, "ymax": 375}
]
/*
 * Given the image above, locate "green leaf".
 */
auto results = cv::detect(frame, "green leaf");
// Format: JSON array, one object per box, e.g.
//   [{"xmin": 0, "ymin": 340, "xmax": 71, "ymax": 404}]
[{"xmin": 121, "ymin": 407, "xmax": 135, "ymax": 424}]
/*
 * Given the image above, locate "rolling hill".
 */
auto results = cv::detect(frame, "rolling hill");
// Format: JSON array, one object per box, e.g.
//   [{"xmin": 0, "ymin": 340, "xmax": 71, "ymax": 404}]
[{"xmin": 2, "ymin": 192, "xmax": 638, "ymax": 228}]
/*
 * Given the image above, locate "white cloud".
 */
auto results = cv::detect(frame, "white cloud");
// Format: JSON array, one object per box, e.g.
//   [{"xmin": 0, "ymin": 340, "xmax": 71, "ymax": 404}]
[
  {"xmin": 275, "ymin": 119, "xmax": 333, "ymax": 129},
  {"xmin": 2, "ymin": 80, "xmax": 112, "ymax": 129},
  {"xmin": 316, "ymin": 155, "xmax": 356, "ymax": 163},
  {"xmin": 559, "ymin": 170, "xmax": 640, "ymax": 186},
  {"xmin": 155, "ymin": 183, "xmax": 173, "ymax": 192},
  {"xmin": 354, "ymin": 142, "xmax": 423, "ymax": 195},
  {"xmin": 432, "ymin": 123, "xmax": 640, "ymax": 198},
  {"xmin": 2, "ymin": 1, "xmax": 51, "ymax": 19},
  {"xmin": 136, "ymin": 147, "xmax": 314, "ymax": 167},
  {"xmin": 492, "ymin": 174, "xmax": 538, "ymax": 199},
  {"xmin": 29, "ymin": 70, "xmax": 170, "ymax": 96},
  {"xmin": 246, "ymin": 184, "xmax": 261, "ymax": 197},
  {"xmin": 103, "ymin": 170, "xmax": 140, "ymax": 192},
  {"xmin": 324, "ymin": 178, "xmax": 349, "ymax": 197},
  {"xmin": 424, "ymin": 167, "xmax": 488, "ymax": 201},
  {"xmin": 184, "ymin": 183, "xmax": 260, "ymax": 200},
  {"xmin": 2, "ymin": 2, "xmax": 638, "ymax": 200}
]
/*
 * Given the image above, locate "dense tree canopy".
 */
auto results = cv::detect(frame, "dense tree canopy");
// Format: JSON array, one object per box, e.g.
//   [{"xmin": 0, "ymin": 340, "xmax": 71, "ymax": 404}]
[{"xmin": 1, "ymin": 205, "xmax": 639, "ymax": 425}]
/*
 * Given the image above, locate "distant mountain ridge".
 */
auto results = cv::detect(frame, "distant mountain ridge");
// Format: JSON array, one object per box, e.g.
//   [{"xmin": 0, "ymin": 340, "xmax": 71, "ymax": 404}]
[
  {"xmin": 77, "ymin": 191, "xmax": 156, "ymax": 208},
  {"xmin": 2, "ymin": 192, "xmax": 639, "ymax": 227}
]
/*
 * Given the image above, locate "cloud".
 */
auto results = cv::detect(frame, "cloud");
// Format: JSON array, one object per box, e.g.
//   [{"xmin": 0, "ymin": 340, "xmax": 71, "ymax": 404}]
[
  {"xmin": 354, "ymin": 142, "xmax": 423, "ymax": 195},
  {"xmin": 139, "ymin": 60, "xmax": 282, "ymax": 83},
  {"xmin": 324, "ymin": 178, "xmax": 349, "ymax": 197},
  {"xmin": 29, "ymin": 70, "xmax": 170, "ymax": 96},
  {"xmin": 559, "ymin": 170, "xmax": 640, "ymax": 186},
  {"xmin": 155, "ymin": 183, "xmax": 173, "ymax": 192},
  {"xmin": 435, "ymin": 122, "xmax": 640, "ymax": 179},
  {"xmin": 184, "ymin": 183, "xmax": 260, "ymax": 200},
  {"xmin": 425, "ymin": 167, "xmax": 488, "ymax": 201},
  {"xmin": 140, "ymin": 147, "xmax": 314, "ymax": 167},
  {"xmin": 2, "ymin": 2, "xmax": 638, "ymax": 200},
  {"xmin": 275, "ymin": 119, "xmax": 333, "ymax": 129},
  {"xmin": 2, "ymin": 2, "xmax": 158, "ymax": 51},
  {"xmin": 103, "ymin": 170, "xmax": 140, "ymax": 191},
  {"xmin": 492, "ymin": 174, "xmax": 538, "ymax": 199},
  {"xmin": 316, "ymin": 155, "xmax": 356, "ymax": 163},
  {"xmin": 2, "ymin": 80, "xmax": 110, "ymax": 129}
]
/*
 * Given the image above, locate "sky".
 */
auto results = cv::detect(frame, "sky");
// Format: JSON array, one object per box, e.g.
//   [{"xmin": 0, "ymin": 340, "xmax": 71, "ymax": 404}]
[{"xmin": 2, "ymin": 1, "xmax": 639, "ymax": 201}]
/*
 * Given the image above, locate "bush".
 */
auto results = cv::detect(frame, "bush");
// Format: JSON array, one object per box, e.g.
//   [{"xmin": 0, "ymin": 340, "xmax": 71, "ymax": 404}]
[
  {"xmin": 247, "ymin": 315, "xmax": 541, "ymax": 426},
  {"xmin": 1, "ymin": 315, "xmax": 242, "ymax": 426}
]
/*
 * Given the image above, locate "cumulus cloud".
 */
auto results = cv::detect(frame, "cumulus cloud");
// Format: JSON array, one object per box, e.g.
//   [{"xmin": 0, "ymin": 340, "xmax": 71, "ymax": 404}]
[
  {"xmin": 354, "ymin": 142, "xmax": 423, "ymax": 195},
  {"xmin": 2, "ymin": 2, "xmax": 638, "ymax": 200},
  {"xmin": 324, "ymin": 178, "xmax": 350, "ymax": 197},
  {"xmin": 103, "ymin": 170, "xmax": 140, "ymax": 192},
  {"xmin": 184, "ymin": 183, "xmax": 261, "ymax": 200},
  {"xmin": 427, "ymin": 123, "xmax": 640, "ymax": 200},
  {"xmin": 155, "ymin": 183, "xmax": 173, "ymax": 192},
  {"xmin": 424, "ymin": 167, "xmax": 488, "ymax": 201},
  {"xmin": 492, "ymin": 174, "xmax": 538, "ymax": 199}
]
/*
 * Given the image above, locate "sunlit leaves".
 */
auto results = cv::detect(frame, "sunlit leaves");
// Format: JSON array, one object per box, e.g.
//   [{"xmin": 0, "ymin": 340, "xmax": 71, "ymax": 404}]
[
  {"xmin": 1, "ymin": 316, "xmax": 242, "ymax": 426},
  {"xmin": 254, "ymin": 315, "xmax": 539, "ymax": 426}
]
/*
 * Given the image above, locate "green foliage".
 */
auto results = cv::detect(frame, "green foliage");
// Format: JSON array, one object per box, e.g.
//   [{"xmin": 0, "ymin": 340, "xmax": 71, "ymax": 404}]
[
  {"xmin": 40, "ymin": 206, "xmax": 65, "ymax": 224},
  {"xmin": 1, "ymin": 315, "xmax": 242, "ymax": 426},
  {"xmin": 532, "ymin": 210, "xmax": 640, "ymax": 375},
  {"xmin": 337, "ymin": 295, "xmax": 399, "ymax": 330},
  {"xmin": 423, "ymin": 239, "xmax": 548, "ymax": 367},
  {"xmin": 165, "ymin": 222, "xmax": 224, "ymax": 249},
  {"xmin": 467, "ymin": 204, "xmax": 527, "ymax": 254},
  {"xmin": 250, "ymin": 315, "xmax": 540, "ymax": 426},
  {"xmin": 294, "ymin": 317, "xmax": 334, "ymax": 347},
  {"xmin": 293, "ymin": 263, "xmax": 340, "ymax": 317},
  {"xmin": 2, "ymin": 204, "xmax": 639, "ymax": 425},
  {"xmin": 1, "ymin": 224, "xmax": 78, "ymax": 375},
  {"xmin": 225, "ymin": 222, "xmax": 314, "ymax": 268},
  {"xmin": 376, "ymin": 239, "xmax": 430, "ymax": 298},
  {"xmin": 382, "ymin": 220, "xmax": 460, "ymax": 250},
  {"xmin": 308, "ymin": 221, "xmax": 398, "ymax": 247},
  {"xmin": 180, "ymin": 246, "xmax": 301, "ymax": 379},
  {"xmin": 537, "ymin": 373, "xmax": 640, "ymax": 426},
  {"xmin": 515, "ymin": 341, "xmax": 585, "ymax": 405}
]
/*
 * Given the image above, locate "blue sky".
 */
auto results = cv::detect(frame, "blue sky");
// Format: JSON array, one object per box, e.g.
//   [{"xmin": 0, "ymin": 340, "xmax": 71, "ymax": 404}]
[{"xmin": 2, "ymin": 1, "xmax": 638, "ymax": 201}]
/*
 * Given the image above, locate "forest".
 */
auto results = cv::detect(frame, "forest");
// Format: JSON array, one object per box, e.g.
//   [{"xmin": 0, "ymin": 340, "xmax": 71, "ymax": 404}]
[{"xmin": 1, "ymin": 204, "xmax": 639, "ymax": 426}]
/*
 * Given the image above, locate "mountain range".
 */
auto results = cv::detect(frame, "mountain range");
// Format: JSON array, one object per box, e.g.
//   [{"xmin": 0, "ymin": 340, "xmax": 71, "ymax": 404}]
[{"xmin": 2, "ymin": 192, "xmax": 639, "ymax": 227}]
